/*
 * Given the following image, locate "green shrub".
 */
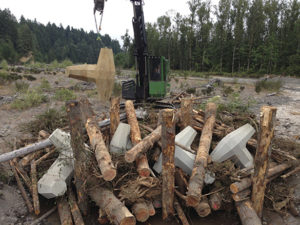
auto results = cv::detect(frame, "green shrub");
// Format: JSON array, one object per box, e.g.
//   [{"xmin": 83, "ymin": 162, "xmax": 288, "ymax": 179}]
[
  {"xmin": 0, "ymin": 59, "xmax": 8, "ymax": 70},
  {"xmin": 54, "ymin": 88, "xmax": 76, "ymax": 101},
  {"xmin": 14, "ymin": 81, "xmax": 29, "ymax": 93},
  {"xmin": 11, "ymin": 90, "xmax": 48, "ymax": 110},
  {"xmin": 255, "ymin": 79, "xmax": 282, "ymax": 93},
  {"xmin": 38, "ymin": 78, "xmax": 51, "ymax": 91},
  {"xmin": 60, "ymin": 59, "xmax": 73, "ymax": 68}
]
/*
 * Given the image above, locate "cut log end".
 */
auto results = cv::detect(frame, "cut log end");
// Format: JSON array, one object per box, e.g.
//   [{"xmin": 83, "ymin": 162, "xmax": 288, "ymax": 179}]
[
  {"xmin": 230, "ymin": 183, "xmax": 239, "ymax": 194},
  {"xmin": 119, "ymin": 217, "xmax": 136, "ymax": 225},
  {"xmin": 132, "ymin": 202, "xmax": 150, "ymax": 222},
  {"xmin": 103, "ymin": 169, "xmax": 117, "ymax": 181},
  {"xmin": 194, "ymin": 200, "xmax": 211, "ymax": 217}
]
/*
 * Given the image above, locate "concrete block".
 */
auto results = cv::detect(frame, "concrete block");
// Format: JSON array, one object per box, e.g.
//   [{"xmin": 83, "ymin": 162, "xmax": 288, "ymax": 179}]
[
  {"xmin": 38, "ymin": 129, "xmax": 74, "ymax": 199},
  {"xmin": 210, "ymin": 123, "xmax": 254, "ymax": 168},
  {"xmin": 110, "ymin": 123, "xmax": 131, "ymax": 154},
  {"xmin": 153, "ymin": 126, "xmax": 197, "ymax": 175}
]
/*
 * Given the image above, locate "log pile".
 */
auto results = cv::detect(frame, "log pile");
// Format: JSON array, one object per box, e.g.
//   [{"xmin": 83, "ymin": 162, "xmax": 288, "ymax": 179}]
[{"xmin": 2, "ymin": 96, "xmax": 299, "ymax": 225}]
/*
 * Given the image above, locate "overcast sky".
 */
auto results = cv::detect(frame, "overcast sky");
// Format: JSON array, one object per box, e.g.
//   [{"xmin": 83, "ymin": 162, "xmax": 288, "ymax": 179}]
[{"xmin": 0, "ymin": 0, "xmax": 195, "ymax": 42}]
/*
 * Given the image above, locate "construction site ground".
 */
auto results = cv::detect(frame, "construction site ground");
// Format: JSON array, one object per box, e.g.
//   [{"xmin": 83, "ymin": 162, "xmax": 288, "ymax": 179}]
[{"xmin": 0, "ymin": 69, "xmax": 299, "ymax": 225}]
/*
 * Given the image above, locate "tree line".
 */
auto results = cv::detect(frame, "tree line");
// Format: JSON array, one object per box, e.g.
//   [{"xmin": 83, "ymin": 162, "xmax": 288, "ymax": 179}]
[
  {"xmin": 120, "ymin": 0, "xmax": 299, "ymax": 75},
  {"xmin": 0, "ymin": 8, "xmax": 121, "ymax": 64}
]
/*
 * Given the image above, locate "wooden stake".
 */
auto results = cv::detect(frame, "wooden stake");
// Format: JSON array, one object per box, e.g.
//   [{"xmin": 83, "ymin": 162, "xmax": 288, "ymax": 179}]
[
  {"xmin": 10, "ymin": 160, "xmax": 33, "ymax": 213},
  {"xmin": 174, "ymin": 198, "xmax": 190, "ymax": 225},
  {"xmin": 68, "ymin": 189, "xmax": 85, "ymax": 225},
  {"xmin": 125, "ymin": 100, "xmax": 151, "ymax": 177},
  {"xmin": 194, "ymin": 197, "xmax": 211, "ymax": 217},
  {"xmin": 110, "ymin": 97, "xmax": 120, "ymax": 137},
  {"xmin": 89, "ymin": 186, "xmax": 136, "ymax": 225},
  {"xmin": 58, "ymin": 197, "xmax": 73, "ymax": 225},
  {"xmin": 79, "ymin": 98, "xmax": 116, "ymax": 181},
  {"xmin": 67, "ymin": 100, "xmax": 90, "ymax": 215},
  {"xmin": 161, "ymin": 109, "xmax": 175, "ymax": 220},
  {"xmin": 180, "ymin": 98, "xmax": 193, "ymax": 129},
  {"xmin": 251, "ymin": 106, "xmax": 277, "ymax": 218},
  {"xmin": 236, "ymin": 200, "xmax": 262, "ymax": 225},
  {"xmin": 125, "ymin": 125, "xmax": 162, "ymax": 163},
  {"xmin": 187, "ymin": 103, "xmax": 217, "ymax": 207},
  {"xmin": 31, "ymin": 160, "xmax": 40, "ymax": 215},
  {"xmin": 132, "ymin": 201, "xmax": 150, "ymax": 222}
]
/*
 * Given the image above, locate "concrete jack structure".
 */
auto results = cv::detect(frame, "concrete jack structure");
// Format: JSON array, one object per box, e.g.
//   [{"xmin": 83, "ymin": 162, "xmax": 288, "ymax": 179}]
[
  {"xmin": 210, "ymin": 123, "xmax": 255, "ymax": 168},
  {"xmin": 38, "ymin": 129, "xmax": 74, "ymax": 199},
  {"xmin": 110, "ymin": 122, "xmax": 132, "ymax": 154}
]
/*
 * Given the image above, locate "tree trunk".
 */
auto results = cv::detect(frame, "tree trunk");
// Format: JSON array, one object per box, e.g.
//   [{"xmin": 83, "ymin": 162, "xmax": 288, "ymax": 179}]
[
  {"xmin": 67, "ymin": 100, "xmax": 90, "ymax": 215},
  {"xmin": 79, "ymin": 98, "xmax": 116, "ymax": 181},
  {"xmin": 251, "ymin": 106, "xmax": 277, "ymax": 218},
  {"xmin": 68, "ymin": 189, "xmax": 85, "ymax": 225},
  {"xmin": 110, "ymin": 97, "xmax": 120, "ymax": 137},
  {"xmin": 89, "ymin": 186, "xmax": 136, "ymax": 225},
  {"xmin": 58, "ymin": 197, "xmax": 73, "ymax": 225},
  {"xmin": 132, "ymin": 201, "xmax": 150, "ymax": 222},
  {"xmin": 187, "ymin": 103, "xmax": 217, "ymax": 207},
  {"xmin": 180, "ymin": 98, "xmax": 193, "ymax": 129},
  {"xmin": 236, "ymin": 200, "xmax": 262, "ymax": 225},
  {"xmin": 161, "ymin": 109, "xmax": 175, "ymax": 220},
  {"xmin": 31, "ymin": 160, "xmax": 40, "ymax": 215},
  {"xmin": 125, "ymin": 125, "xmax": 162, "ymax": 163},
  {"xmin": 125, "ymin": 100, "xmax": 150, "ymax": 177}
]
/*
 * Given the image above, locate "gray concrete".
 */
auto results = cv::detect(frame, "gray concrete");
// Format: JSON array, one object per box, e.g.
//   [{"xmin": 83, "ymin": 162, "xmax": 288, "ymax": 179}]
[
  {"xmin": 110, "ymin": 123, "xmax": 132, "ymax": 154},
  {"xmin": 38, "ymin": 129, "xmax": 74, "ymax": 199},
  {"xmin": 210, "ymin": 123, "xmax": 254, "ymax": 168}
]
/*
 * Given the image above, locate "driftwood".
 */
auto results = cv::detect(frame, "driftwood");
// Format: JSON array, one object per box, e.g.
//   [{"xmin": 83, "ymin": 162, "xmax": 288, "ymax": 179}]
[
  {"xmin": 30, "ymin": 206, "xmax": 57, "ymax": 225},
  {"xmin": 251, "ymin": 106, "xmax": 277, "ymax": 218},
  {"xmin": 110, "ymin": 97, "xmax": 120, "ymax": 137},
  {"xmin": 132, "ymin": 201, "xmax": 150, "ymax": 222},
  {"xmin": 187, "ymin": 103, "xmax": 217, "ymax": 207},
  {"xmin": 89, "ymin": 186, "xmax": 136, "ymax": 225},
  {"xmin": 10, "ymin": 160, "xmax": 33, "ymax": 213},
  {"xmin": 67, "ymin": 100, "xmax": 90, "ymax": 215},
  {"xmin": 68, "ymin": 189, "xmax": 85, "ymax": 225},
  {"xmin": 80, "ymin": 98, "xmax": 116, "ymax": 181},
  {"xmin": 31, "ymin": 160, "xmax": 40, "ymax": 215},
  {"xmin": 230, "ymin": 163, "xmax": 291, "ymax": 193},
  {"xmin": 125, "ymin": 100, "xmax": 151, "ymax": 177},
  {"xmin": 174, "ymin": 198, "xmax": 190, "ymax": 225},
  {"xmin": 161, "ymin": 109, "xmax": 175, "ymax": 220},
  {"xmin": 125, "ymin": 125, "xmax": 162, "ymax": 163},
  {"xmin": 0, "ymin": 139, "xmax": 52, "ymax": 163},
  {"xmin": 180, "ymin": 98, "xmax": 193, "ymax": 128},
  {"xmin": 236, "ymin": 200, "xmax": 262, "ymax": 225},
  {"xmin": 58, "ymin": 197, "xmax": 73, "ymax": 225}
]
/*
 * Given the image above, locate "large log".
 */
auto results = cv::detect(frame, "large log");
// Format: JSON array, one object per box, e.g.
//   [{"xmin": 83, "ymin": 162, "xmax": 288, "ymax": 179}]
[
  {"xmin": 68, "ymin": 189, "xmax": 85, "ymax": 225},
  {"xmin": 125, "ymin": 100, "xmax": 151, "ymax": 177},
  {"xmin": 194, "ymin": 197, "xmax": 211, "ymax": 217},
  {"xmin": 161, "ymin": 109, "xmax": 175, "ymax": 220},
  {"xmin": 230, "ymin": 163, "xmax": 290, "ymax": 193},
  {"xmin": 132, "ymin": 201, "xmax": 150, "ymax": 222},
  {"xmin": 79, "ymin": 98, "xmax": 116, "ymax": 181},
  {"xmin": 251, "ymin": 106, "xmax": 277, "ymax": 218},
  {"xmin": 67, "ymin": 100, "xmax": 90, "ymax": 215},
  {"xmin": 110, "ymin": 97, "xmax": 120, "ymax": 137},
  {"xmin": 89, "ymin": 186, "xmax": 136, "ymax": 225},
  {"xmin": 236, "ymin": 200, "xmax": 262, "ymax": 225},
  {"xmin": 125, "ymin": 125, "xmax": 162, "ymax": 163},
  {"xmin": 31, "ymin": 160, "xmax": 40, "ymax": 215},
  {"xmin": 232, "ymin": 189, "xmax": 251, "ymax": 202},
  {"xmin": 180, "ymin": 98, "xmax": 193, "ymax": 129},
  {"xmin": 187, "ymin": 103, "xmax": 217, "ymax": 207},
  {"xmin": 58, "ymin": 197, "xmax": 73, "ymax": 225}
]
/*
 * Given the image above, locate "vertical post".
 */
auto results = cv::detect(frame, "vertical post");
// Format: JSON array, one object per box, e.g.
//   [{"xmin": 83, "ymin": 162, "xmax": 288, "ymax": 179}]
[
  {"xmin": 180, "ymin": 98, "xmax": 193, "ymax": 129},
  {"xmin": 110, "ymin": 97, "xmax": 120, "ymax": 137},
  {"xmin": 161, "ymin": 109, "xmax": 175, "ymax": 220},
  {"xmin": 251, "ymin": 106, "xmax": 277, "ymax": 218}
]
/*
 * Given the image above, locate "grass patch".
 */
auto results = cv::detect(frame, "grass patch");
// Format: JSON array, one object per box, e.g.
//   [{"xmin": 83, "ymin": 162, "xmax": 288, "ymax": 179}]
[
  {"xmin": 54, "ymin": 88, "xmax": 76, "ymax": 101},
  {"xmin": 38, "ymin": 78, "xmax": 51, "ymax": 91},
  {"xmin": 22, "ymin": 108, "xmax": 68, "ymax": 136},
  {"xmin": 0, "ymin": 70, "xmax": 22, "ymax": 84},
  {"xmin": 87, "ymin": 89, "xmax": 98, "ymax": 98},
  {"xmin": 255, "ymin": 79, "xmax": 282, "ymax": 93},
  {"xmin": 14, "ymin": 81, "xmax": 29, "ymax": 93},
  {"xmin": 11, "ymin": 90, "xmax": 48, "ymax": 110}
]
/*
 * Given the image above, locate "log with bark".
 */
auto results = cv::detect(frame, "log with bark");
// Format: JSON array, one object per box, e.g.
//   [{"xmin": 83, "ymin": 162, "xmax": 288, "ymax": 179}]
[
  {"xmin": 13, "ymin": 160, "xmax": 32, "ymax": 192},
  {"xmin": 125, "ymin": 100, "xmax": 151, "ymax": 177},
  {"xmin": 36, "ymin": 148, "xmax": 56, "ymax": 165},
  {"xmin": 209, "ymin": 192, "xmax": 222, "ymax": 211},
  {"xmin": 132, "ymin": 201, "xmax": 150, "ymax": 222},
  {"xmin": 194, "ymin": 197, "xmax": 211, "ymax": 217},
  {"xmin": 236, "ymin": 200, "xmax": 262, "ymax": 225},
  {"xmin": 68, "ymin": 189, "xmax": 85, "ymax": 225},
  {"xmin": 251, "ymin": 106, "xmax": 277, "ymax": 218},
  {"xmin": 174, "ymin": 198, "xmax": 190, "ymax": 225},
  {"xmin": 31, "ymin": 160, "xmax": 40, "ymax": 215},
  {"xmin": 232, "ymin": 189, "xmax": 251, "ymax": 202},
  {"xmin": 187, "ymin": 103, "xmax": 217, "ymax": 207},
  {"xmin": 161, "ymin": 109, "xmax": 175, "ymax": 220},
  {"xmin": 180, "ymin": 98, "xmax": 193, "ymax": 129},
  {"xmin": 79, "ymin": 98, "xmax": 116, "ymax": 181},
  {"xmin": 58, "ymin": 197, "xmax": 74, "ymax": 225},
  {"xmin": 89, "ymin": 186, "xmax": 136, "ymax": 225},
  {"xmin": 125, "ymin": 125, "xmax": 162, "ymax": 163},
  {"xmin": 110, "ymin": 97, "xmax": 120, "ymax": 137}
]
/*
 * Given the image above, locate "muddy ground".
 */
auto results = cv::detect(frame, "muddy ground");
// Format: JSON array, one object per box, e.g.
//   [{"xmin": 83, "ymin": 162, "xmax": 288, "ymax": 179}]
[{"xmin": 0, "ymin": 69, "xmax": 299, "ymax": 225}]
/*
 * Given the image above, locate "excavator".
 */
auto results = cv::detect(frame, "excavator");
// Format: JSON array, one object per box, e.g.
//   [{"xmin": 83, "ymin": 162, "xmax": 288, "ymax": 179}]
[{"xmin": 94, "ymin": 0, "xmax": 170, "ymax": 102}]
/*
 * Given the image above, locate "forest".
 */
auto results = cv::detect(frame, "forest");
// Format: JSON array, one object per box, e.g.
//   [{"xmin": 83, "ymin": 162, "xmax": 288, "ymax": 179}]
[{"xmin": 0, "ymin": 0, "xmax": 299, "ymax": 75}]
